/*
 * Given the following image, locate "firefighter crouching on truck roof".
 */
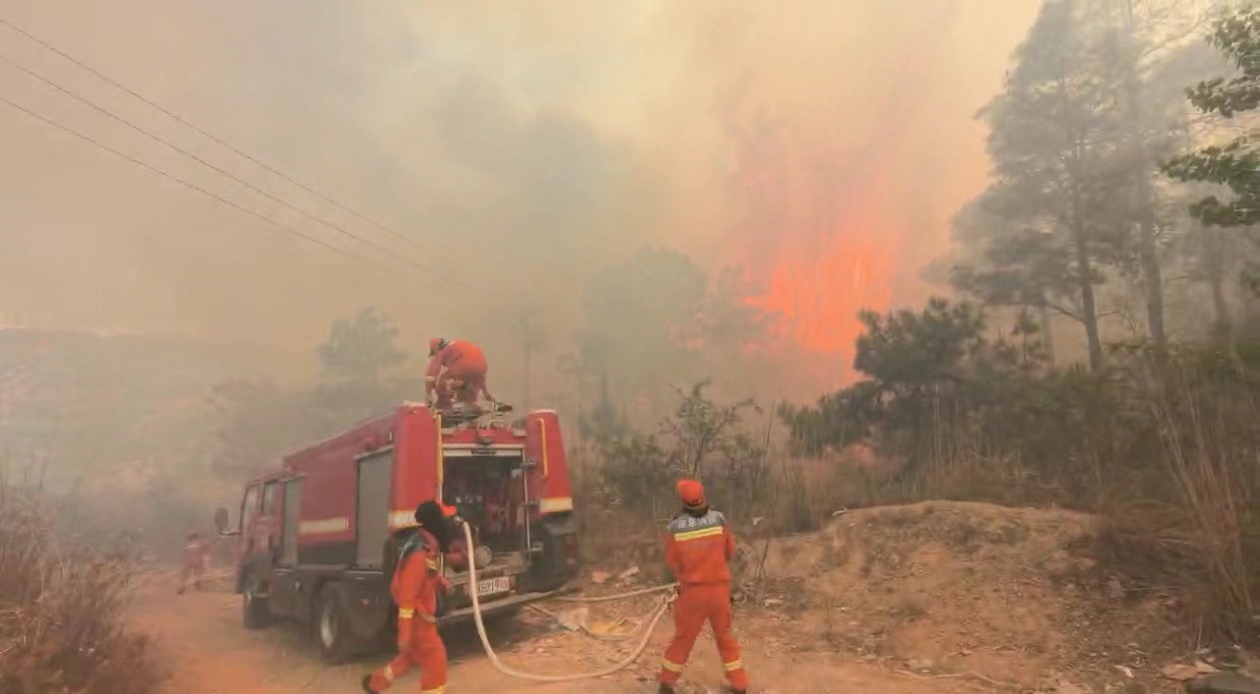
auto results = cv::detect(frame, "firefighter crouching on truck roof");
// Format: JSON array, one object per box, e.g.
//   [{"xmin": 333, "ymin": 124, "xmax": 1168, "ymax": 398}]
[
  {"xmin": 363, "ymin": 501, "xmax": 466, "ymax": 694},
  {"xmin": 658, "ymin": 479, "xmax": 749, "ymax": 694},
  {"xmin": 425, "ymin": 337, "xmax": 494, "ymax": 410}
]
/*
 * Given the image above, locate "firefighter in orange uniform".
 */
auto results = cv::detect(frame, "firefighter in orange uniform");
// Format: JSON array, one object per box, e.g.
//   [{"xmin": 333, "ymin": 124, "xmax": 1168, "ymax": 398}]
[
  {"xmin": 177, "ymin": 530, "xmax": 209, "ymax": 595},
  {"xmin": 363, "ymin": 501, "xmax": 466, "ymax": 694},
  {"xmin": 658, "ymin": 480, "xmax": 748, "ymax": 694},
  {"xmin": 426, "ymin": 338, "xmax": 494, "ymax": 410}
]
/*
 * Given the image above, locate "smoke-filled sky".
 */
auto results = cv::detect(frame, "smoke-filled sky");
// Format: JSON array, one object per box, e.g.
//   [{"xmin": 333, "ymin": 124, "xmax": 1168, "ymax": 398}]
[{"xmin": 0, "ymin": 0, "xmax": 1041, "ymax": 384}]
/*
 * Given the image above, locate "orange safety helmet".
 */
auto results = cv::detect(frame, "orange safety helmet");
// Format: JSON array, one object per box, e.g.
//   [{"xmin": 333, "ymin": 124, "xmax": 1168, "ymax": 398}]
[{"xmin": 676, "ymin": 479, "xmax": 706, "ymax": 509}]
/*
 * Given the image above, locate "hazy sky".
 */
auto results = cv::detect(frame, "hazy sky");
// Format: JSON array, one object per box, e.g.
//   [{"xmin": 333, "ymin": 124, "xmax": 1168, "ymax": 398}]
[{"xmin": 0, "ymin": 0, "xmax": 1042, "ymax": 379}]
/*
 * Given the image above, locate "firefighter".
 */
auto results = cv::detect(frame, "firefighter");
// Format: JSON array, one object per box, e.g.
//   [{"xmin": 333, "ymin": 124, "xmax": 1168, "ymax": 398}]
[
  {"xmin": 426, "ymin": 337, "xmax": 494, "ymax": 409},
  {"xmin": 363, "ymin": 501, "xmax": 465, "ymax": 694},
  {"xmin": 657, "ymin": 479, "xmax": 749, "ymax": 694},
  {"xmin": 177, "ymin": 530, "xmax": 209, "ymax": 595}
]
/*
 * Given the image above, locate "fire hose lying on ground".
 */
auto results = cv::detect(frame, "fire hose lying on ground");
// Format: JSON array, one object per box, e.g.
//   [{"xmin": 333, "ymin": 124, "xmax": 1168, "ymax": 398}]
[{"xmin": 459, "ymin": 520, "xmax": 679, "ymax": 682}]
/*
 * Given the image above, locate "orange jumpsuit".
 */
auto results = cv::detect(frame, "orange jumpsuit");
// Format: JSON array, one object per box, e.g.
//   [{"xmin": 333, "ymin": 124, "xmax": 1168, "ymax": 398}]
[
  {"xmin": 177, "ymin": 534, "xmax": 209, "ymax": 595},
  {"xmin": 425, "ymin": 340, "xmax": 489, "ymax": 408},
  {"xmin": 658, "ymin": 509, "xmax": 748, "ymax": 692},
  {"xmin": 368, "ymin": 530, "xmax": 448, "ymax": 694}
]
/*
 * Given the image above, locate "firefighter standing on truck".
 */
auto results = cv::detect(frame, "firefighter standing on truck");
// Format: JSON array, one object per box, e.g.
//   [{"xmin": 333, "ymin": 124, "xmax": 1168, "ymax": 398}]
[
  {"xmin": 363, "ymin": 501, "xmax": 466, "ymax": 694},
  {"xmin": 426, "ymin": 337, "xmax": 493, "ymax": 410},
  {"xmin": 658, "ymin": 479, "xmax": 749, "ymax": 694}
]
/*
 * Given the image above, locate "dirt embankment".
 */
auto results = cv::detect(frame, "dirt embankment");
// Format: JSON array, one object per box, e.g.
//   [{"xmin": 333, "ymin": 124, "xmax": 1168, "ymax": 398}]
[
  {"xmin": 131, "ymin": 501, "xmax": 1205, "ymax": 694},
  {"xmin": 735, "ymin": 501, "xmax": 1187, "ymax": 691}
]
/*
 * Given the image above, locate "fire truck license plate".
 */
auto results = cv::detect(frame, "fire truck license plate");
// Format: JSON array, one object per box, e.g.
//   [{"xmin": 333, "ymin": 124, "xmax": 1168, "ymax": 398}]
[{"xmin": 477, "ymin": 576, "xmax": 511, "ymax": 597}]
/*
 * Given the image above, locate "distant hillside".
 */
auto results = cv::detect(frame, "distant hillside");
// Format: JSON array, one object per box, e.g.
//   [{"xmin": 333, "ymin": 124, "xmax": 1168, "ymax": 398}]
[{"xmin": 0, "ymin": 327, "xmax": 301, "ymax": 490}]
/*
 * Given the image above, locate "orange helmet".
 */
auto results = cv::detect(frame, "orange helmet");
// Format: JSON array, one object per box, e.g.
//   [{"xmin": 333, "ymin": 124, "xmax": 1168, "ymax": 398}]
[{"xmin": 676, "ymin": 479, "xmax": 706, "ymax": 508}]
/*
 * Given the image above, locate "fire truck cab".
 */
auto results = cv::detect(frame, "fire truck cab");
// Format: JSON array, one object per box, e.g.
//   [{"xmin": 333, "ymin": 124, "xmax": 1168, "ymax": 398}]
[{"xmin": 214, "ymin": 403, "xmax": 580, "ymax": 662}]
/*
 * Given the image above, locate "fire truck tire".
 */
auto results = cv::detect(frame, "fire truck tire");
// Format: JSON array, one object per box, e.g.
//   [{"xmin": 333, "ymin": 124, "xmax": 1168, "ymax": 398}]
[
  {"xmin": 315, "ymin": 583, "xmax": 358, "ymax": 664},
  {"xmin": 482, "ymin": 605, "xmax": 521, "ymax": 628},
  {"xmin": 241, "ymin": 576, "xmax": 272, "ymax": 630}
]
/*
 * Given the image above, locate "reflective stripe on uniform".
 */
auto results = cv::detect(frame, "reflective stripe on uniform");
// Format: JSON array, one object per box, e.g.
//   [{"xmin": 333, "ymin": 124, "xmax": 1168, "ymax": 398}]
[
  {"xmin": 419, "ymin": 687, "xmax": 444, "ymax": 694},
  {"xmin": 382, "ymin": 664, "xmax": 396, "ymax": 682},
  {"xmin": 723, "ymin": 659, "xmax": 743, "ymax": 672},
  {"xmin": 398, "ymin": 608, "xmax": 415, "ymax": 619},
  {"xmin": 661, "ymin": 660, "xmax": 684, "ymax": 673},
  {"xmin": 673, "ymin": 526, "xmax": 724, "ymax": 542}
]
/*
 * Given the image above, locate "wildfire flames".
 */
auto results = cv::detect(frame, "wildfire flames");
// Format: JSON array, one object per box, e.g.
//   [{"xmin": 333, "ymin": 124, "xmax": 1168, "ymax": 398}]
[
  {"xmin": 727, "ymin": 108, "xmax": 914, "ymax": 383},
  {"xmin": 723, "ymin": 4, "xmax": 952, "ymax": 384}
]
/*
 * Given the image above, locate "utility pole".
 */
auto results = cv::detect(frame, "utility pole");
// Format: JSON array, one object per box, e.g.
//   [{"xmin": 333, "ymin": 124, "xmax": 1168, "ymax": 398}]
[{"xmin": 515, "ymin": 310, "xmax": 542, "ymax": 413}]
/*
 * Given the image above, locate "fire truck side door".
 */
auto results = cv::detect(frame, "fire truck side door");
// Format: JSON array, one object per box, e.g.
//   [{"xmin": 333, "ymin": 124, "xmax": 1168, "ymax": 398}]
[
  {"xmin": 237, "ymin": 484, "xmax": 261, "ymax": 566},
  {"xmin": 279, "ymin": 478, "xmax": 303, "ymax": 567},
  {"xmin": 259, "ymin": 481, "xmax": 281, "ymax": 559},
  {"xmin": 269, "ymin": 478, "xmax": 304, "ymax": 618}
]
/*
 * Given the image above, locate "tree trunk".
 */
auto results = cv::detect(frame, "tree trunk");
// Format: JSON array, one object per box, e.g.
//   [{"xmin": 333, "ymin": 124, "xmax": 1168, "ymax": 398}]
[
  {"xmin": 1210, "ymin": 270, "xmax": 1231, "ymax": 338},
  {"xmin": 1073, "ymin": 224, "xmax": 1105, "ymax": 371},
  {"xmin": 1118, "ymin": 0, "xmax": 1167, "ymax": 348},
  {"xmin": 1138, "ymin": 215, "xmax": 1167, "ymax": 348},
  {"xmin": 1039, "ymin": 303, "xmax": 1057, "ymax": 364},
  {"xmin": 1202, "ymin": 226, "xmax": 1233, "ymax": 337}
]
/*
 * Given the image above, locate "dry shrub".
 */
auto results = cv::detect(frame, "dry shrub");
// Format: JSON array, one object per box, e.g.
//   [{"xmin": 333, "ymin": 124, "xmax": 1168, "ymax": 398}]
[
  {"xmin": 0, "ymin": 480, "xmax": 165, "ymax": 694},
  {"xmin": 1096, "ymin": 352, "xmax": 1260, "ymax": 644}
]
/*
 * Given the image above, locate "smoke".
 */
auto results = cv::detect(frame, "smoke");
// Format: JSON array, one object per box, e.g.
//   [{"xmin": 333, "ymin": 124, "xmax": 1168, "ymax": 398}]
[{"xmin": 0, "ymin": 0, "xmax": 1041, "ymax": 392}]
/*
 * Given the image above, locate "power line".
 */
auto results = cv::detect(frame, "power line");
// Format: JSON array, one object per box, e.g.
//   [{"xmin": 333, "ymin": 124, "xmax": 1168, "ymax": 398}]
[
  {"xmin": 0, "ymin": 50, "xmax": 475, "ymax": 286},
  {"xmin": 0, "ymin": 19, "xmax": 589, "ymax": 328},
  {"xmin": 0, "ymin": 16, "xmax": 592, "ymax": 294},
  {"xmin": 0, "ymin": 91, "xmax": 438, "ymax": 288},
  {"xmin": 0, "ymin": 16, "xmax": 450, "ymax": 260}
]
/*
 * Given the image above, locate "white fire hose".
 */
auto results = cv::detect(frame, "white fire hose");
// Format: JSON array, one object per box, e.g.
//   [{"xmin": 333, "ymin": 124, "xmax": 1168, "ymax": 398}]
[{"xmin": 459, "ymin": 520, "xmax": 678, "ymax": 682}]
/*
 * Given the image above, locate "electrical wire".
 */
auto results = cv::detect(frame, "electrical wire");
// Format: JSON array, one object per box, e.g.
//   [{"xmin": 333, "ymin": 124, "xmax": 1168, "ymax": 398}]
[
  {"xmin": 0, "ymin": 16, "xmax": 453, "ymax": 261},
  {"xmin": 0, "ymin": 91, "xmax": 438, "ymax": 288},
  {"xmin": 0, "ymin": 17, "xmax": 601, "ymax": 322},
  {"xmin": 0, "ymin": 15, "xmax": 585, "ymax": 293},
  {"xmin": 0, "ymin": 50, "xmax": 472, "ymax": 286}
]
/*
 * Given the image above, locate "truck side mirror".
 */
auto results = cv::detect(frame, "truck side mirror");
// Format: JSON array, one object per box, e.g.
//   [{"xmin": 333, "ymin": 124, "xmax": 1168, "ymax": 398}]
[{"xmin": 214, "ymin": 507, "xmax": 231, "ymax": 535}]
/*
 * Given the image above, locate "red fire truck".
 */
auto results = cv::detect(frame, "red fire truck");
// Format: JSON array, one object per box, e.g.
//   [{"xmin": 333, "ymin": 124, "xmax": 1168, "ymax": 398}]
[{"xmin": 213, "ymin": 403, "xmax": 581, "ymax": 662}]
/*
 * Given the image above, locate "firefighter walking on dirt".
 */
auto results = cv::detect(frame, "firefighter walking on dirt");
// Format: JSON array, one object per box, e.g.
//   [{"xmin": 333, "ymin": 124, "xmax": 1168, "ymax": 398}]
[
  {"xmin": 363, "ymin": 500, "xmax": 466, "ymax": 694},
  {"xmin": 657, "ymin": 479, "xmax": 749, "ymax": 694},
  {"xmin": 425, "ymin": 338, "xmax": 494, "ymax": 410},
  {"xmin": 177, "ymin": 530, "xmax": 210, "ymax": 595}
]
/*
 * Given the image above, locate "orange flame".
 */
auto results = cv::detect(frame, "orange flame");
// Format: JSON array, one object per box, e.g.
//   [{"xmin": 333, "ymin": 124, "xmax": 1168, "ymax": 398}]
[{"xmin": 721, "ymin": 4, "xmax": 951, "ymax": 386}]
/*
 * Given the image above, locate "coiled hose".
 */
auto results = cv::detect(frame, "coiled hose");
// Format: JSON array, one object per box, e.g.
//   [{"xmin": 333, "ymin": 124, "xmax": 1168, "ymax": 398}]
[{"xmin": 460, "ymin": 521, "xmax": 677, "ymax": 682}]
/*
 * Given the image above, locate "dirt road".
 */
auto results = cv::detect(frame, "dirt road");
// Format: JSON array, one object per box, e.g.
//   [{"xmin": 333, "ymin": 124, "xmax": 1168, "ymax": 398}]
[{"xmin": 132, "ymin": 580, "xmax": 993, "ymax": 694}]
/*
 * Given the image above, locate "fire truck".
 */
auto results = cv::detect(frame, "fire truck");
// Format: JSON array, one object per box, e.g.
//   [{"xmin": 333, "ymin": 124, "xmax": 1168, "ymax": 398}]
[{"xmin": 213, "ymin": 402, "xmax": 581, "ymax": 662}]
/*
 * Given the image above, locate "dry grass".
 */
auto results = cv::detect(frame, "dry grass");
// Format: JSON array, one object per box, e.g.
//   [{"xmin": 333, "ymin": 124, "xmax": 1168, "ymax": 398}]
[
  {"xmin": 1096, "ymin": 358, "xmax": 1260, "ymax": 644},
  {"xmin": 0, "ymin": 479, "xmax": 165, "ymax": 694}
]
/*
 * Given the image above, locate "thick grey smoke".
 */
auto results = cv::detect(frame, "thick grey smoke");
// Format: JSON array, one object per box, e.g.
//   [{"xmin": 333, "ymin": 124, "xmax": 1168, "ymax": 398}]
[{"xmin": 0, "ymin": 0, "xmax": 1042, "ymax": 395}]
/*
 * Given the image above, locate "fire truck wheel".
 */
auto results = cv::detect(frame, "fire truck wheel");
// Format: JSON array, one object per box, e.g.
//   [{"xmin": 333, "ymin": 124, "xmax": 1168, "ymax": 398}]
[
  {"xmin": 315, "ymin": 583, "xmax": 357, "ymax": 664},
  {"xmin": 241, "ymin": 576, "xmax": 272, "ymax": 630}
]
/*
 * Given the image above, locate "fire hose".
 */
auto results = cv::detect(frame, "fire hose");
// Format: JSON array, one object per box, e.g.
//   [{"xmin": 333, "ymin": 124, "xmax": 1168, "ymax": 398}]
[{"xmin": 459, "ymin": 520, "xmax": 678, "ymax": 682}]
